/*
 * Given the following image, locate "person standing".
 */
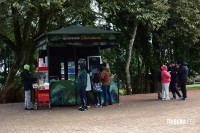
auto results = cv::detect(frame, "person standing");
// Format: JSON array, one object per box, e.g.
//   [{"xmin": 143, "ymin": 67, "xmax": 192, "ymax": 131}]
[
  {"xmin": 155, "ymin": 67, "xmax": 162, "ymax": 99},
  {"xmin": 99, "ymin": 62, "xmax": 112, "ymax": 106},
  {"xmin": 20, "ymin": 64, "xmax": 33, "ymax": 110},
  {"xmin": 86, "ymin": 70, "xmax": 92, "ymax": 108},
  {"xmin": 178, "ymin": 61, "xmax": 189, "ymax": 101},
  {"xmin": 92, "ymin": 71, "xmax": 102, "ymax": 107},
  {"xmin": 77, "ymin": 58, "xmax": 88, "ymax": 111},
  {"xmin": 161, "ymin": 65, "xmax": 171, "ymax": 100},
  {"xmin": 169, "ymin": 61, "xmax": 182, "ymax": 100}
]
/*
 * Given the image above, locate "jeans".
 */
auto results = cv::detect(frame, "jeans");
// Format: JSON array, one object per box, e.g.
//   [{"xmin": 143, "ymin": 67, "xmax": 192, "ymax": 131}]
[
  {"xmin": 170, "ymin": 82, "xmax": 181, "ymax": 98},
  {"xmin": 102, "ymin": 85, "xmax": 112, "ymax": 105},
  {"xmin": 94, "ymin": 91, "xmax": 102, "ymax": 105},
  {"xmin": 79, "ymin": 88, "xmax": 87, "ymax": 109},
  {"xmin": 25, "ymin": 90, "xmax": 32, "ymax": 109}
]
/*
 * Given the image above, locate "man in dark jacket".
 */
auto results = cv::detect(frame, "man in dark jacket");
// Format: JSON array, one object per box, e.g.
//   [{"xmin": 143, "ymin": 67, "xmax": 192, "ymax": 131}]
[
  {"xmin": 155, "ymin": 67, "xmax": 162, "ymax": 99},
  {"xmin": 169, "ymin": 61, "xmax": 182, "ymax": 100},
  {"xmin": 77, "ymin": 58, "xmax": 88, "ymax": 111},
  {"xmin": 178, "ymin": 61, "xmax": 189, "ymax": 101},
  {"xmin": 20, "ymin": 64, "xmax": 33, "ymax": 110}
]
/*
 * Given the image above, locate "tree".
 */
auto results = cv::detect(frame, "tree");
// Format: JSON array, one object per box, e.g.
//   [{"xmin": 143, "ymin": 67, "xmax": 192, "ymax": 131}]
[
  {"xmin": 153, "ymin": 0, "xmax": 200, "ymax": 75},
  {"xmin": 0, "ymin": 0, "xmax": 94, "ymax": 103},
  {"xmin": 96, "ymin": 0, "xmax": 169, "ymax": 94}
]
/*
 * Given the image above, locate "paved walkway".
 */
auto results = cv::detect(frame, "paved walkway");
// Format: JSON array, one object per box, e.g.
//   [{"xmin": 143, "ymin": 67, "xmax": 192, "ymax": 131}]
[{"xmin": 0, "ymin": 90, "xmax": 200, "ymax": 133}]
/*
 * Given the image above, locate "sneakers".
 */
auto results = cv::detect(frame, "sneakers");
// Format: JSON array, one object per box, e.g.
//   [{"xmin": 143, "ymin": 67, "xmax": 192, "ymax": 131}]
[
  {"xmin": 170, "ymin": 97, "xmax": 177, "ymax": 100},
  {"xmin": 162, "ymin": 98, "xmax": 170, "ymax": 101},
  {"xmin": 95, "ymin": 104, "xmax": 102, "ymax": 107},
  {"xmin": 79, "ymin": 108, "xmax": 88, "ymax": 111},
  {"xmin": 25, "ymin": 108, "xmax": 34, "ymax": 110},
  {"xmin": 180, "ymin": 97, "xmax": 187, "ymax": 101},
  {"xmin": 78, "ymin": 107, "xmax": 88, "ymax": 111},
  {"xmin": 102, "ymin": 103, "xmax": 108, "ymax": 106},
  {"xmin": 179, "ymin": 96, "xmax": 183, "ymax": 100}
]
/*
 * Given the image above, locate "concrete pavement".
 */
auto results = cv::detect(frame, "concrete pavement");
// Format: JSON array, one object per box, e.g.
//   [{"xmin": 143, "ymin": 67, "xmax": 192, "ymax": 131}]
[{"xmin": 0, "ymin": 90, "xmax": 199, "ymax": 133}]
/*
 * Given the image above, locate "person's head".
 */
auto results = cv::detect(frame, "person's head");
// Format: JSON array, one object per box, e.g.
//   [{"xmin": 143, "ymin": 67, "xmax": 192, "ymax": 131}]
[
  {"xmin": 24, "ymin": 64, "xmax": 30, "ymax": 71},
  {"xmin": 182, "ymin": 61, "xmax": 188, "ymax": 66},
  {"xmin": 78, "ymin": 58, "xmax": 86, "ymax": 70},
  {"xmin": 169, "ymin": 61, "xmax": 176, "ymax": 67},
  {"xmin": 161, "ymin": 65, "xmax": 168, "ymax": 71},
  {"xmin": 176, "ymin": 61, "xmax": 182, "ymax": 68},
  {"xmin": 102, "ymin": 62, "xmax": 107, "ymax": 69}
]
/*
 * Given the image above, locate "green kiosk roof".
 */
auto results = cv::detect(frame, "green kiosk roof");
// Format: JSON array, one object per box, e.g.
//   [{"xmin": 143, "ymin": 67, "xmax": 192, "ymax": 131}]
[{"xmin": 35, "ymin": 25, "xmax": 120, "ymax": 49}]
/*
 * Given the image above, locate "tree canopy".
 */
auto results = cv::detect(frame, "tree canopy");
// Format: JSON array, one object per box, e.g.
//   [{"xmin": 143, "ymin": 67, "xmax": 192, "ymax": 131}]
[{"xmin": 1, "ymin": 0, "xmax": 200, "ymax": 102}]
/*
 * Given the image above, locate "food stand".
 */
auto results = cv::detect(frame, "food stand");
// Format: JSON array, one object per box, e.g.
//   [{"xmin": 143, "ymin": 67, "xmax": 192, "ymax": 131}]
[
  {"xmin": 35, "ymin": 25, "xmax": 120, "ymax": 106},
  {"xmin": 32, "ymin": 61, "xmax": 51, "ymax": 109}
]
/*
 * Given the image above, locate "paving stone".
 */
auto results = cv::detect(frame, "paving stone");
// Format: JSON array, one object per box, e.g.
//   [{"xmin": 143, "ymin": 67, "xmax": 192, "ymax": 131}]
[{"xmin": 0, "ymin": 90, "xmax": 199, "ymax": 133}]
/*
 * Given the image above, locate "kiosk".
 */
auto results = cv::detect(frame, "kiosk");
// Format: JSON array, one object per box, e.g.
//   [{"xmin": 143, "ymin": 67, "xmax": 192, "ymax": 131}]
[{"xmin": 35, "ymin": 25, "xmax": 120, "ymax": 106}]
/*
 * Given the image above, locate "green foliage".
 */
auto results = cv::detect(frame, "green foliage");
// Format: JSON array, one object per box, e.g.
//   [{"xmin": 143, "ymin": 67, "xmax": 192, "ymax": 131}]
[
  {"xmin": 119, "ymin": 88, "xmax": 126, "ymax": 95},
  {"xmin": 98, "ymin": 0, "xmax": 200, "ymax": 93},
  {"xmin": 0, "ymin": 0, "xmax": 96, "ymax": 102},
  {"xmin": 1, "ymin": 0, "xmax": 200, "ymax": 98}
]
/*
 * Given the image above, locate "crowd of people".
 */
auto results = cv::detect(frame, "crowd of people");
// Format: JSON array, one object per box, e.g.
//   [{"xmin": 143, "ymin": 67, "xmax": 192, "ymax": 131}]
[
  {"xmin": 20, "ymin": 59, "xmax": 113, "ymax": 111},
  {"xmin": 77, "ymin": 59, "xmax": 113, "ymax": 111},
  {"xmin": 21, "ymin": 59, "xmax": 187, "ymax": 112},
  {"xmin": 156, "ymin": 61, "xmax": 189, "ymax": 101}
]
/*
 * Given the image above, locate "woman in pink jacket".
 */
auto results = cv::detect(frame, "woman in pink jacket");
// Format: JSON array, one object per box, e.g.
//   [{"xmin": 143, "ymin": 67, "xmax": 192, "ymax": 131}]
[{"xmin": 161, "ymin": 65, "xmax": 171, "ymax": 100}]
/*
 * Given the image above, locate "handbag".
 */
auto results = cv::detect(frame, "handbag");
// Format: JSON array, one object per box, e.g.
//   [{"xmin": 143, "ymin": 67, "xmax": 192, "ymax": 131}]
[{"xmin": 93, "ymin": 83, "xmax": 102, "ymax": 92}]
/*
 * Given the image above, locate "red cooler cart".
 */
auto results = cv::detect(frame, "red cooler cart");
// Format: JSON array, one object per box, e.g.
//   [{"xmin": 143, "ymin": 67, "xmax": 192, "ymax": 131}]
[
  {"xmin": 33, "ymin": 66, "xmax": 51, "ymax": 110},
  {"xmin": 34, "ymin": 88, "xmax": 51, "ymax": 110}
]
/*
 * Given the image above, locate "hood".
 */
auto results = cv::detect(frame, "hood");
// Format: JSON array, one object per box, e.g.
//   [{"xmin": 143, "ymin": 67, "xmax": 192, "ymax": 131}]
[
  {"xmin": 79, "ymin": 63, "xmax": 86, "ymax": 70},
  {"xmin": 161, "ymin": 65, "xmax": 168, "ymax": 71},
  {"xmin": 182, "ymin": 61, "xmax": 188, "ymax": 66},
  {"xmin": 78, "ymin": 58, "xmax": 86, "ymax": 70},
  {"xmin": 24, "ymin": 64, "xmax": 30, "ymax": 71}
]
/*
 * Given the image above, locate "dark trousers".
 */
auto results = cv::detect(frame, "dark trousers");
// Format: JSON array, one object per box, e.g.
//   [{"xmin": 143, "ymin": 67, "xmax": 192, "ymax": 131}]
[
  {"xmin": 170, "ymin": 82, "xmax": 181, "ymax": 98},
  {"xmin": 180, "ymin": 81, "xmax": 187, "ymax": 98},
  {"xmin": 79, "ymin": 88, "xmax": 87, "ymax": 108},
  {"xmin": 86, "ymin": 91, "xmax": 90, "ymax": 106}
]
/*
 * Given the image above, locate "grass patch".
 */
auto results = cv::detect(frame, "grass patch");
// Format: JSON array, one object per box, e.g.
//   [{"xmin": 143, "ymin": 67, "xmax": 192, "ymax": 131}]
[{"xmin": 187, "ymin": 84, "xmax": 200, "ymax": 90}]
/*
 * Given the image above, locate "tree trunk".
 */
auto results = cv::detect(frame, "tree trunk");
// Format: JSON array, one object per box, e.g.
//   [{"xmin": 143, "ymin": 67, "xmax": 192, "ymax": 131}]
[
  {"xmin": 0, "ymin": 61, "xmax": 22, "ymax": 103},
  {"xmin": 0, "ymin": 3, "xmax": 48, "ymax": 103},
  {"xmin": 125, "ymin": 19, "xmax": 138, "ymax": 95}
]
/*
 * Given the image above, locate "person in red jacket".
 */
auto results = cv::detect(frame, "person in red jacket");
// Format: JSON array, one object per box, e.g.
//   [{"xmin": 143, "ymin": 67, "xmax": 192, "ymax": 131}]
[{"xmin": 161, "ymin": 65, "xmax": 171, "ymax": 100}]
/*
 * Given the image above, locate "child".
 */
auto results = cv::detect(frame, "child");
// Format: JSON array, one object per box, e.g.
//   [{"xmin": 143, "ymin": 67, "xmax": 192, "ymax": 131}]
[{"xmin": 92, "ymin": 72, "xmax": 102, "ymax": 107}]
